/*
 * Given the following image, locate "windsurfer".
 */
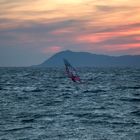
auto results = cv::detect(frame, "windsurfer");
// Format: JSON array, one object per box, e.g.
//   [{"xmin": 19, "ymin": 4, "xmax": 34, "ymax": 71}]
[{"xmin": 64, "ymin": 58, "xmax": 81, "ymax": 83}]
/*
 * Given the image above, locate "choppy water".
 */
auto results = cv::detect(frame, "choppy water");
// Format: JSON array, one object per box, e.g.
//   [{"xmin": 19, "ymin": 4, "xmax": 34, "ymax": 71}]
[{"xmin": 0, "ymin": 67, "xmax": 140, "ymax": 140}]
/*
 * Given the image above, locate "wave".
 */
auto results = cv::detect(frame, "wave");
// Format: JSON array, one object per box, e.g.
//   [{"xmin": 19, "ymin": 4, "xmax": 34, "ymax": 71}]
[
  {"xmin": 120, "ymin": 97, "xmax": 140, "ymax": 102},
  {"xmin": 117, "ymin": 86, "xmax": 140, "ymax": 90},
  {"xmin": 83, "ymin": 89, "xmax": 106, "ymax": 93},
  {"xmin": 4, "ymin": 126, "xmax": 33, "ymax": 132}
]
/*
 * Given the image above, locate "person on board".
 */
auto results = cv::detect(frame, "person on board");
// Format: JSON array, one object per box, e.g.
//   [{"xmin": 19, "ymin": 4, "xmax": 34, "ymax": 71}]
[{"xmin": 70, "ymin": 74, "xmax": 81, "ymax": 82}]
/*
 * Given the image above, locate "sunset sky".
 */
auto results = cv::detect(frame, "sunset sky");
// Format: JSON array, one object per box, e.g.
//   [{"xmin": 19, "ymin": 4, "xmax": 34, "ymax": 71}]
[{"xmin": 0, "ymin": 0, "xmax": 140, "ymax": 66}]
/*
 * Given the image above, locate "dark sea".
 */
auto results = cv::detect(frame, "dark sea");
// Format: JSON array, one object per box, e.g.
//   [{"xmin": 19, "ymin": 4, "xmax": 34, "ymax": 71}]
[{"xmin": 0, "ymin": 67, "xmax": 140, "ymax": 140}]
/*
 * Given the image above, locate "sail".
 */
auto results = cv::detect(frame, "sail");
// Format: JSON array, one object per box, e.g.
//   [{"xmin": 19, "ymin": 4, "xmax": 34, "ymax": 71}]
[{"xmin": 63, "ymin": 59, "xmax": 81, "ymax": 82}]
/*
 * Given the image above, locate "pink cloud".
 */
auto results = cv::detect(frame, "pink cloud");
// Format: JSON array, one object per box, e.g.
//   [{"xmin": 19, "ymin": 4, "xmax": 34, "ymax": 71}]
[
  {"xmin": 76, "ymin": 27, "xmax": 140, "ymax": 43},
  {"xmin": 76, "ymin": 34, "xmax": 110, "ymax": 43},
  {"xmin": 134, "ymin": 37, "xmax": 140, "ymax": 41},
  {"xmin": 78, "ymin": 43, "xmax": 140, "ymax": 55},
  {"xmin": 103, "ymin": 43, "xmax": 140, "ymax": 52},
  {"xmin": 50, "ymin": 28, "xmax": 73, "ymax": 35},
  {"xmin": 42, "ymin": 46, "xmax": 62, "ymax": 54}
]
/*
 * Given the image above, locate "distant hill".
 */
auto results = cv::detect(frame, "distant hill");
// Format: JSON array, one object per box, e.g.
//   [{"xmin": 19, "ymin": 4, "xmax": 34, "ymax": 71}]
[{"xmin": 37, "ymin": 50, "xmax": 140, "ymax": 67}]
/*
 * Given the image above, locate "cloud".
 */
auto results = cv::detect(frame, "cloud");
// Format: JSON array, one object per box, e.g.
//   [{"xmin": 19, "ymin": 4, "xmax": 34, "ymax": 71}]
[
  {"xmin": 42, "ymin": 46, "xmax": 62, "ymax": 54},
  {"xmin": 0, "ymin": 0, "xmax": 140, "ymax": 66},
  {"xmin": 50, "ymin": 28, "xmax": 74, "ymax": 35},
  {"xmin": 95, "ymin": 5, "xmax": 137, "ymax": 12}
]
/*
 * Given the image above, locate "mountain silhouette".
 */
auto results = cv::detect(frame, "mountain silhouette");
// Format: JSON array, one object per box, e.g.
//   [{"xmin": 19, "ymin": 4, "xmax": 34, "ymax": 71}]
[{"xmin": 37, "ymin": 50, "xmax": 140, "ymax": 67}]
